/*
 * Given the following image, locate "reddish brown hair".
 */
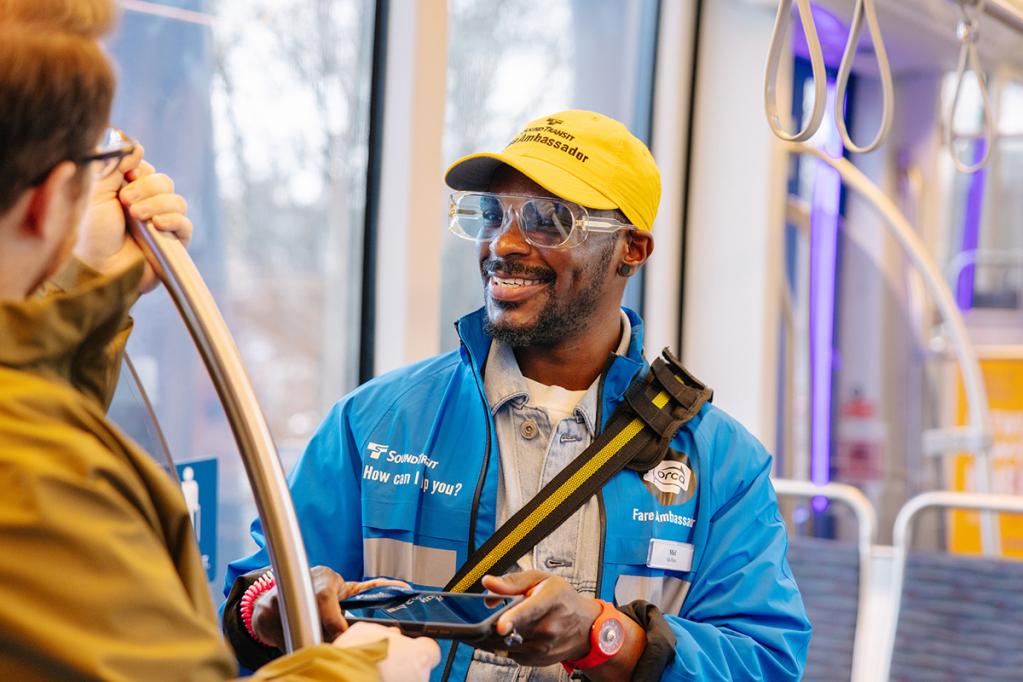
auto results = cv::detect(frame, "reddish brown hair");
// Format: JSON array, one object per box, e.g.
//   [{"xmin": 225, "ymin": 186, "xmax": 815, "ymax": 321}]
[
  {"xmin": 0, "ymin": 1, "xmax": 117, "ymax": 212},
  {"xmin": 0, "ymin": 0, "xmax": 118, "ymax": 38}
]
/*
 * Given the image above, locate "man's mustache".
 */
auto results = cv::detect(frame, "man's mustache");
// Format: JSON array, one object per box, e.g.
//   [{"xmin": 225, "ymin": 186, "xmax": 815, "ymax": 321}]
[{"xmin": 480, "ymin": 259, "xmax": 556, "ymax": 282}]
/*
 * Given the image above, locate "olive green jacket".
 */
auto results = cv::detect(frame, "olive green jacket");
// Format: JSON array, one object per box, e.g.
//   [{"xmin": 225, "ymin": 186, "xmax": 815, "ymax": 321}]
[{"xmin": 0, "ymin": 258, "xmax": 382, "ymax": 681}]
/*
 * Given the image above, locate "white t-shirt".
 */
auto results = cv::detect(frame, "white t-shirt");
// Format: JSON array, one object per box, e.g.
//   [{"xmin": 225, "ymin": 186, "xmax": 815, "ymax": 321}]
[{"xmin": 522, "ymin": 310, "xmax": 631, "ymax": 417}]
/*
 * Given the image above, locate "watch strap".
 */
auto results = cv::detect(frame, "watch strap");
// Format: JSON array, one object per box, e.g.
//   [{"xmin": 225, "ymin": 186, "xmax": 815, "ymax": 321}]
[{"xmin": 562, "ymin": 600, "xmax": 624, "ymax": 672}]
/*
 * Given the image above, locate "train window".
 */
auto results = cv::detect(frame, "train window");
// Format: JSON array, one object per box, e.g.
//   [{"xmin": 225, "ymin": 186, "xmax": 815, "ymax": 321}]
[
  {"xmin": 437, "ymin": 0, "xmax": 660, "ymax": 348},
  {"xmin": 103, "ymin": 0, "xmax": 377, "ymax": 589}
]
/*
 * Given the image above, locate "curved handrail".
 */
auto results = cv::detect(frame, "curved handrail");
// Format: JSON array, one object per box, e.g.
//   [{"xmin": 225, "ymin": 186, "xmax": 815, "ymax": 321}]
[
  {"xmin": 772, "ymin": 479, "xmax": 876, "ymax": 682},
  {"xmin": 787, "ymin": 196, "xmax": 812, "ymax": 234},
  {"xmin": 122, "ymin": 352, "xmax": 176, "ymax": 475},
  {"xmin": 947, "ymin": 0, "xmax": 997, "ymax": 174},
  {"xmin": 785, "ymin": 142, "xmax": 997, "ymax": 552},
  {"xmin": 129, "ymin": 222, "xmax": 321, "ymax": 652},
  {"xmin": 773, "ymin": 478, "xmax": 878, "ymax": 546},
  {"xmin": 893, "ymin": 490, "xmax": 1023, "ymax": 550},
  {"xmin": 945, "ymin": 248, "xmax": 1023, "ymax": 289},
  {"xmin": 882, "ymin": 490, "xmax": 1023, "ymax": 681},
  {"xmin": 781, "ymin": 197, "xmax": 809, "ymax": 373},
  {"xmin": 765, "ymin": 0, "xmax": 828, "ymax": 142},
  {"xmin": 834, "ymin": 0, "xmax": 894, "ymax": 153}
]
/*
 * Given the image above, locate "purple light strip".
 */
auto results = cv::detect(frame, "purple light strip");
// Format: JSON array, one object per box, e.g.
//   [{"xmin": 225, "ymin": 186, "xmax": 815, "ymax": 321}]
[
  {"xmin": 809, "ymin": 81, "xmax": 843, "ymax": 511},
  {"xmin": 791, "ymin": 4, "xmax": 851, "ymax": 69},
  {"xmin": 956, "ymin": 139, "xmax": 989, "ymax": 310}
]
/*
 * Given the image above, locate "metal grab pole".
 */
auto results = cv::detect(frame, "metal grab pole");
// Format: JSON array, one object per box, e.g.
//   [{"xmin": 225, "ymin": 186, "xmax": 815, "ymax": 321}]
[
  {"xmin": 882, "ymin": 490, "xmax": 1023, "ymax": 681},
  {"xmin": 130, "ymin": 222, "xmax": 321, "ymax": 652},
  {"xmin": 772, "ymin": 479, "xmax": 877, "ymax": 682}
]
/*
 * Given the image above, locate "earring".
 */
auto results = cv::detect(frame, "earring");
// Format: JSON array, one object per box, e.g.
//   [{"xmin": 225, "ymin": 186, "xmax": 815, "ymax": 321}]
[{"xmin": 617, "ymin": 264, "xmax": 633, "ymax": 277}]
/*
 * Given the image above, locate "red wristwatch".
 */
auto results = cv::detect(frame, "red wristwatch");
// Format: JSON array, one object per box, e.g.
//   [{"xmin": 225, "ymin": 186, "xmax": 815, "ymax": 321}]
[{"xmin": 562, "ymin": 600, "xmax": 626, "ymax": 673}]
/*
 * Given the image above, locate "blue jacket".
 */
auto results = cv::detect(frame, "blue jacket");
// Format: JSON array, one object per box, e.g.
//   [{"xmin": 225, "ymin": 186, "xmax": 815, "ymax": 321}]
[{"xmin": 225, "ymin": 308, "xmax": 810, "ymax": 680}]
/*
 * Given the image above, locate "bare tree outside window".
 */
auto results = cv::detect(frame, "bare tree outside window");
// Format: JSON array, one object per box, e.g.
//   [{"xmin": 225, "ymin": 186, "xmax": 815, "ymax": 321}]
[
  {"xmin": 106, "ymin": 0, "xmax": 375, "ymax": 592},
  {"xmin": 439, "ymin": 0, "xmax": 658, "ymax": 345},
  {"xmin": 209, "ymin": 0, "xmax": 375, "ymax": 452}
]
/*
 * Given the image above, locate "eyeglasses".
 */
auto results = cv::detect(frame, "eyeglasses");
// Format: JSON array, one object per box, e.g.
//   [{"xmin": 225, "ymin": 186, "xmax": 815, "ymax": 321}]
[
  {"xmin": 448, "ymin": 191, "xmax": 635, "ymax": 249},
  {"xmin": 29, "ymin": 127, "xmax": 135, "ymax": 186},
  {"xmin": 80, "ymin": 127, "xmax": 136, "ymax": 179}
]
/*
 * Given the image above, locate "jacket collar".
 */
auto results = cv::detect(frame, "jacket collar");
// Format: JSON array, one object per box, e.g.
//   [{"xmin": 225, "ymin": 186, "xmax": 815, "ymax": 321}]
[
  {"xmin": 600, "ymin": 308, "xmax": 647, "ymax": 422},
  {"xmin": 0, "ymin": 258, "xmax": 143, "ymax": 381},
  {"xmin": 481, "ymin": 340, "xmax": 529, "ymax": 414}
]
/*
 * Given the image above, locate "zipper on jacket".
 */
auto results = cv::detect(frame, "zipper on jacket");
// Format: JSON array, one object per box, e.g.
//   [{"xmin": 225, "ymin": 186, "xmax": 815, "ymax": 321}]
[
  {"xmin": 441, "ymin": 338, "xmax": 493, "ymax": 682},
  {"xmin": 463, "ymin": 338, "xmax": 493, "ymax": 555},
  {"xmin": 466, "ymin": 418, "xmax": 491, "ymax": 555},
  {"xmin": 593, "ymin": 369, "xmax": 608, "ymax": 600},
  {"xmin": 593, "ymin": 349, "xmax": 646, "ymax": 600},
  {"xmin": 440, "ymin": 641, "xmax": 458, "ymax": 682}
]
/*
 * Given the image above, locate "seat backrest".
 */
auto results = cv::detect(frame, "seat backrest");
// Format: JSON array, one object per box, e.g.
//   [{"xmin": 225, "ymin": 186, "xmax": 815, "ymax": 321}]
[
  {"xmin": 890, "ymin": 551, "xmax": 1023, "ymax": 682},
  {"xmin": 786, "ymin": 536, "xmax": 860, "ymax": 682}
]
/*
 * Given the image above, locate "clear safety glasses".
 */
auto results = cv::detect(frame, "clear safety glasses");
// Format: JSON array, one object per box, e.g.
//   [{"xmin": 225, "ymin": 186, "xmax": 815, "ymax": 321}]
[{"xmin": 448, "ymin": 191, "xmax": 635, "ymax": 249}]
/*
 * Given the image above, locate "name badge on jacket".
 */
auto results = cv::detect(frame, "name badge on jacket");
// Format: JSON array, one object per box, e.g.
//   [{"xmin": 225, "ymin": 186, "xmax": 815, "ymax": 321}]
[{"xmin": 647, "ymin": 538, "xmax": 694, "ymax": 571}]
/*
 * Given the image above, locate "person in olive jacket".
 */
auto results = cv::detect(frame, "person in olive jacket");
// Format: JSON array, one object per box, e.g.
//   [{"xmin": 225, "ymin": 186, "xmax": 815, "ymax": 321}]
[{"xmin": 0, "ymin": 2, "xmax": 438, "ymax": 680}]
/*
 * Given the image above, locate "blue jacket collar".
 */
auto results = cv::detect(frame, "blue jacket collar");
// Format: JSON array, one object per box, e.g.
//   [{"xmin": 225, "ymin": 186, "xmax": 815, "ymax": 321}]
[
  {"xmin": 601, "ymin": 308, "xmax": 647, "ymax": 419},
  {"xmin": 454, "ymin": 308, "xmax": 493, "ymax": 372}
]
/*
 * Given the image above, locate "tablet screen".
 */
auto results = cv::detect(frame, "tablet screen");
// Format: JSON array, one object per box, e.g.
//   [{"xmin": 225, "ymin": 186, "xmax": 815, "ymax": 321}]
[{"xmin": 345, "ymin": 592, "xmax": 517, "ymax": 627}]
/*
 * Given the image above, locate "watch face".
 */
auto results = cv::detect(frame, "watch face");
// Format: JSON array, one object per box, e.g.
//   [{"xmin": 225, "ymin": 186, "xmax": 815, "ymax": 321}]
[{"xmin": 597, "ymin": 618, "xmax": 625, "ymax": 656}]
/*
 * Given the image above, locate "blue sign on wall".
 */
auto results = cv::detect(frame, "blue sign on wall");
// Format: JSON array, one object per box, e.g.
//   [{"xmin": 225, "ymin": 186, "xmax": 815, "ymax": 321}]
[{"xmin": 176, "ymin": 457, "xmax": 218, "ymax": 581}]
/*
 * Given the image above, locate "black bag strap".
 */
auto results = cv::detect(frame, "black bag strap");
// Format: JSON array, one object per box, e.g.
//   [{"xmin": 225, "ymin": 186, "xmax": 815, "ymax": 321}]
[{"xmin": 444, "ymin": 348, "xmax": 712, "ymax": 593}]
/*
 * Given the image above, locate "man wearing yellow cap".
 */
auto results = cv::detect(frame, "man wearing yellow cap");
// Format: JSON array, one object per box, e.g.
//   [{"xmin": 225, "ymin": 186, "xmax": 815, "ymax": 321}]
[{"xmin": 225, "ymin": 110, "xmax": 810, "ymax": 680}]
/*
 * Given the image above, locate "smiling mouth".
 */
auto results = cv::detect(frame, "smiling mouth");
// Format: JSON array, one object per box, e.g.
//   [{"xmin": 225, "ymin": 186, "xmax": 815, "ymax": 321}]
[
  {"xmin": 491, "ymin": 275, "xmax": 544, "ymax": 287},
  {"xmin": 487, "ymin": 273, "xmax": 551, "ymax": 303}
]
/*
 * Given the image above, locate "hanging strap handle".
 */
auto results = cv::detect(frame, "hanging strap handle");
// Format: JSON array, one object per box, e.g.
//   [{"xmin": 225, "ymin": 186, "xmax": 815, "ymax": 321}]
[
  {"xmin": 947, "ymin": 0, "xmax": 996, "ymax": 174},
  {"xmin": 444, "ymin": 350, "xmax": 712, "ymax": 594},
  {"xmin": 765, "ymin": 0, "xmax": 828, "ymax": 143},
  {"xmin": 835, "ymin": 0, "xmax": 895, "ymax": 153}
]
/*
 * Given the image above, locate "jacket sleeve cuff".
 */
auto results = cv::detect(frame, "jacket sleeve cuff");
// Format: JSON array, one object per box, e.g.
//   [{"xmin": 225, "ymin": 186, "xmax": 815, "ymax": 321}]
[
  {"xmin": 615, "ymin": 600, "xmax": 676, "ymax": 681},
  {"xmin": 223, "ymin": 568, "xmax": 283, "ymax": 671},
  {"xmin": 246, "ymin": 641, "xmax": 387, "ymax": 680}
]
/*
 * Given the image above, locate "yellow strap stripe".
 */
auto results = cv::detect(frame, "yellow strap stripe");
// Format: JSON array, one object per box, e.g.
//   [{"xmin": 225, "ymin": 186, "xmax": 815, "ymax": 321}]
[{"xmin": 450, "ymin": 390, "xmax": 670, "ymax": 593}]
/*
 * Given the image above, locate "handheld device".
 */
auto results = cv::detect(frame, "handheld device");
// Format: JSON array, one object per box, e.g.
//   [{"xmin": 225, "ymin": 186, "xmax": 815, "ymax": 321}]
[{"xmin": 339, "ymin": 586, "xmax": 522, "ymax": 641}]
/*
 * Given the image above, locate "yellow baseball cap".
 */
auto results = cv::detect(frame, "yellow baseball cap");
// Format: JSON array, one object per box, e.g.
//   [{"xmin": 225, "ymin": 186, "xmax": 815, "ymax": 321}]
[{"xmin": 444, "ymin": 109, "xmax": 661, "ymax": 231}]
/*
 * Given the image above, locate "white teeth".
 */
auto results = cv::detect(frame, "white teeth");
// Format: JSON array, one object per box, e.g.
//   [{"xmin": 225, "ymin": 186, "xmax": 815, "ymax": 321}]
[{"xmin": 493, "ymin": 276, "xmax": 540, "ymax": 287}]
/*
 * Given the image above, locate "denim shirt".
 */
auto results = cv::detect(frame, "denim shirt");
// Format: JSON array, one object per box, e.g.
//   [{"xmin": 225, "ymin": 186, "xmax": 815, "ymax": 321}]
[{"xmin": 467, "ymin": 315, "xmax": 629, "ymax": 682}]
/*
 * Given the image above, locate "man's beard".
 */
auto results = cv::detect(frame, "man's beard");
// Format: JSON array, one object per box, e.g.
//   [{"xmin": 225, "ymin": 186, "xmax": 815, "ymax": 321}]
[{"xmin": 482, "ymin": 238, "xmax": 616, "ymax": 348}]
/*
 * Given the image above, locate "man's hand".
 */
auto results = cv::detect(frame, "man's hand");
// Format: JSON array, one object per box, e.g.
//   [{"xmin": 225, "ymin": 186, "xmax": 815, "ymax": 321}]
[
  {"xmin": 481, "ymin": 571, "xmax": 647, "ymax": 679},
  {"xmin": 251, "ymin": 566, "xmax": 409, "ymax": 649},
  {"xmin": 333, "ymin": 622, "xmax": 441, "ymax": 682},
  {"xmin": 74, "ymin": 144, "xmax": 192, "ymax": 292},
  {"xmin": 479, "ymin": 571, "xmax": 601, "ymax": 666}
]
